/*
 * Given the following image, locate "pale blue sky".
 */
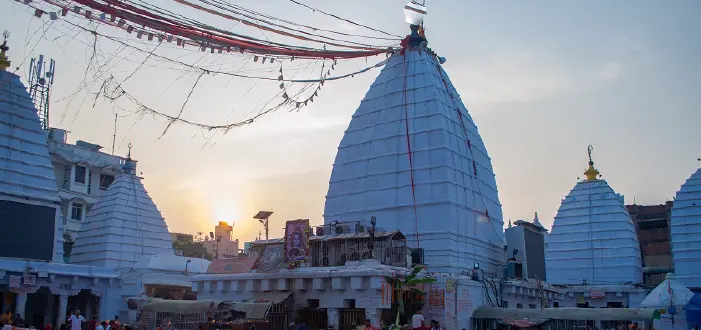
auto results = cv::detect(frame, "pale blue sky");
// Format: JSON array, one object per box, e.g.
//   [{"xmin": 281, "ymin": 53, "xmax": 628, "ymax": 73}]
[{"xmin": 2, "ymin": 0, "xmax": 700, "ymax": 242}]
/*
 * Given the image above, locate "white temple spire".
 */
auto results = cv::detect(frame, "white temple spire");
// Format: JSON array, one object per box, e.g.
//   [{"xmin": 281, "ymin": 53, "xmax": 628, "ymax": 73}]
[{"xmin": 545, "ymin": 146, "xmax": 642, "ymax": 285}]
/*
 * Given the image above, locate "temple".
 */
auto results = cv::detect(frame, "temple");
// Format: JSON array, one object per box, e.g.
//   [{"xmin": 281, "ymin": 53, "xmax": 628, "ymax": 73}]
[
  {"xmin": 70, "ymin": 147, "xmax": 209, "ymax": 321},
  {"xmin": 323, "ymin": 21, "xmax": 505, "ymax": 275},
  {"xmin": 0, "ymin": 38, "xmax": 121, "ymax": 324},
  {"xmin": 69, "ymin": 155, "xmax": 174, "ymax": 267},
  {"xmin": 670, "ymin": 164, "xmax": 701, "ymax": 290},
  {"xmin": 545, "ymin": 146, "xmax": 643, "ymax": 285}
]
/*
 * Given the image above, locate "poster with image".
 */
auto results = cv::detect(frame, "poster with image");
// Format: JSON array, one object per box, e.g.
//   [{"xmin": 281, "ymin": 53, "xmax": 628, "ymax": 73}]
[{"xmin": 284, "ymin": 219, "xmax": 310, "ymax": 264}]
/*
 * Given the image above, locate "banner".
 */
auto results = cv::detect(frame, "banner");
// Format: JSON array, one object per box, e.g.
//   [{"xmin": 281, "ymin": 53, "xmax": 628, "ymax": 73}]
[{"xmin": 284, "ymin": 219, "xmax": 310, "ymax": 265}]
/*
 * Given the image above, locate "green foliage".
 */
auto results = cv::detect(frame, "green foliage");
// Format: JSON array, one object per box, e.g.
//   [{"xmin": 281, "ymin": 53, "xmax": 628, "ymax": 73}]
[
  {"xmin": 384, "ymin": 266, "xmax": 437, "ymax": 326},
  {"xmin": 172, "ymin": 240, "xmax": 214, "ymax": 260}
]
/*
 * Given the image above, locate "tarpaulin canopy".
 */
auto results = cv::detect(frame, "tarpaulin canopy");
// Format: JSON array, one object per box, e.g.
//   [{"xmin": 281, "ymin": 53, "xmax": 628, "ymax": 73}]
[
  {"xmin": 640, "ymin": 273, "xmax": 695, "ymax": 309},
  {"xmin": 142, "ymin": 299, "xmax": 223, "ymax": 313},
  {"xmin": 473, "ymin": 307, "xmax": 657, "ymax": 322},
  {"xmin": 228, "ymin": 291, "xmax": 292, "ymax": 320},
  {"xmin": 686, "ymin": 293, "xmax": 701, "ymax": 327}
]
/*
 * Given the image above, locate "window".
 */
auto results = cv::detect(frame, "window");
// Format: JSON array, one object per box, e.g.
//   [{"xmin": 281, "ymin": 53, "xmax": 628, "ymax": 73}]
[
  {"xmin": 553, "ymin": 302, "xmax": 559, "ymax": 308},
  {"xmin": 62, "ymin": 165, "xmax": 71, "ymax": 189},
  {"xmin": 607, "ymin": 302, "xmax": 623, "ymax": 308},
  {"xmin": 516, "ymin": 303, "xmax": 523, "ymax": 309},
  {"xmin": 529, "ymin": 304, "xmax": 537, "ymax": 309},
  {"xmin": 74, "ymin": 166, "xmax": 86, "ymax": 184},
  {"xmin": 87, "ymin": 170, "xmax": 92, "ymax": 194},
  {"xmin": 71, "ymin": 202, "xmax": 84, "ymax": 221},
  {"xmin": 99, "ymin": 174, "xmax": 115, "ymax": 190}
]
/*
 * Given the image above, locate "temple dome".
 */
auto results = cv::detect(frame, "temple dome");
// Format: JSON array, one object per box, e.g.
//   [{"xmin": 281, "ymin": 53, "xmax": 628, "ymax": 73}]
[
  {"xmin": 0, "ymin": 65, "xmax": 65, "ymax": 263},
  {"xmin": 670, "ymin": 166, "xmax": 701, "ymax": 289},
  {"xmin": 323, "ymin": 35, "xmax": 504, "ymax": 274},
  {"xmin": 545, "ymin": 150, "xmax": 642, "ymax": 285},
  {"xmin": 69, "ymin": 172, "xmax": 174, "ymax": 268}
]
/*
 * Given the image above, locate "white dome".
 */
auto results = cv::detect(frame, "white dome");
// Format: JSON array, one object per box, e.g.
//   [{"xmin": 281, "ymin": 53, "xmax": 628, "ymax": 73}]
[
  {"xmin": 546, "ymin": 161, "xmax": 642, "ymax": 285},
  {"xmin": 323, "ymin": 43, "xmax": 504, "ymax": 274},
  {"xmin": 670, "ymin": 167, "xmax": 701, "ymax": 289}
]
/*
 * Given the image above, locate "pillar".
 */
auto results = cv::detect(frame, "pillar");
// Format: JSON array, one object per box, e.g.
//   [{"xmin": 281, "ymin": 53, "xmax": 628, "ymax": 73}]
[
  {"xmin": 364, "ymin": 308, "xmax": 382, "ymax": 328},
  {"xmin": 15, "ymin": 293, "xmax": 27, "ymax": 318},
  {"xmin": 327, "ymin": 308, "xmax": 339, "ymax": 330},
  {"xmin": 58, "ymin": 295, "xmax": 68, "ymax": 325}
]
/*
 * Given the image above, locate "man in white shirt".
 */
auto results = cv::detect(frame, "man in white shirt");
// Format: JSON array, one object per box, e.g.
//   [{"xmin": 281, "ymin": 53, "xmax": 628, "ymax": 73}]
[
  {"xmin": 68, "ymin": 310, "xmax": 85, "ymax": 330},
  {"xmin": 411, "ymin": 310, "xmax": 424, "ymax": 329}
]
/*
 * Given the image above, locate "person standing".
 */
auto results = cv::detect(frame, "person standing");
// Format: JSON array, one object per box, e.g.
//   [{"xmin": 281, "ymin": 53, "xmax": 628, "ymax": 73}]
[
  {"xmin": 411, "ymin": 310, "xmax": 424, "ymax": 330},
  {"xmin": 363, "ymin": 319, "xmax": 378, "ymax": 330},
  {"xmin": 68, "ymin": 310, "xmax": 85, "ymax": 330},
  {"xmin": 1, "ymin": 310, "xmax": 12, "ymax": 324}
]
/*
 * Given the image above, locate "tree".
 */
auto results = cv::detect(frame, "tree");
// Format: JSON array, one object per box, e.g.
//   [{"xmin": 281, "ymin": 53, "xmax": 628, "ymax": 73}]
[
  {"xmin": 172, "ymin": 240, "xmax": 214, "ymax": 260},
  {"xmin": 384, "ymin": 266, "xmax": 436, "ymax": 326}
]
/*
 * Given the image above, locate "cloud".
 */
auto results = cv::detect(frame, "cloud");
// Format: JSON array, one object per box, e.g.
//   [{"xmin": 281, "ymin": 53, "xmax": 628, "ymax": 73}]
[
  {"xmin": 452, "ymin": 52, "xmax": 574, "ymax": 106},
  {"xmin": 337, "ymin": 22, "xmax": 359, "ymax": 32},
  {"xmin": 596, "ymin": 62, "xmax": 622, "ymax": 80},
  {"xmin": 450, "ymin": 50, "xmax": 629, "ymax": 108}
]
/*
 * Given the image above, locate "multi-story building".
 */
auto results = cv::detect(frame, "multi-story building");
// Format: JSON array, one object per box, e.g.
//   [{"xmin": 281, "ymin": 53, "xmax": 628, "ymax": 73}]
[
  {"xmin": 505, "ymin": 213, "xmax": 548, "ymax": 281},
  {"xmin": 626, "ymin": 202, "xmax": 674, "ymax": 286},
  {"xmin": 203, "ymin": 221, "xmax": 240, "ymax": 258},
  {"xmin": 46, "ymin": 128, "xmax": 135, "ymax": 257}
]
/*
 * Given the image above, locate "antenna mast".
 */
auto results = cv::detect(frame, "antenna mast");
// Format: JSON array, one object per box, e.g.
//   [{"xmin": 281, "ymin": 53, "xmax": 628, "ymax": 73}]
[
  {"xmin": 112, "ymin": 113, "xmax": 117, "ymax": 155},
  {"xmin": 28, "ymin": 54, "xmax": 56, "ymax": 130}
]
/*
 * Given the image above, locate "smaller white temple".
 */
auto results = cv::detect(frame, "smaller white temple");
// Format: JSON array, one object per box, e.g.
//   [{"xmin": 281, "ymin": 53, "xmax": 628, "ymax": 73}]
[
  {"xmin": 69, "ymin": 151, "xmax": 174, "ymax": 268},
  {"xmin": 670, "ymin": 164, "xmax": 701, "ymax": 290},
  {"xmin": 70, "ymin": 148, "xmax": 209, "ymax": 321},
  {"xmin": 546, "ymin": 146, "xmax": 642, "ymax": 285}
]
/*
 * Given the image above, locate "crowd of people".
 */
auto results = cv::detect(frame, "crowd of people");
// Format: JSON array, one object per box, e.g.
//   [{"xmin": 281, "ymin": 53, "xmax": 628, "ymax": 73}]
[
  {"xmin": 60, "ymin": 310, "xmax": 129, "ymax": 330},
  {"xmin": 0, "ymin": 309, "xmax": 25, "ymax": 328}
]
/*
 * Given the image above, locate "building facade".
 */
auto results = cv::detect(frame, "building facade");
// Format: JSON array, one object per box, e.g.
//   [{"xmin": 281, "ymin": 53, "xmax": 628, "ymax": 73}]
[
  {"xmin": 626, "ymin": 202, "xmax": 674, "ymax": 286},
  {"xmin": 46, "ymin": 128, "xmax": 134, "ymax": 258},
  {"xmin": 202, "ymin": 221, "xmax": 240, "ymax": 259},
  {"xmin": 505, "ymin": 213, "xmax": 548, "ymax": 281}
]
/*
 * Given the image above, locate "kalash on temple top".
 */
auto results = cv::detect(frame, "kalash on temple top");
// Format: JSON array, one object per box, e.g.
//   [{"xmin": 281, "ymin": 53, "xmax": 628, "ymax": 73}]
[{"xmin": 324, "ymin": 1, "xmax": 507, "ymax": 275}]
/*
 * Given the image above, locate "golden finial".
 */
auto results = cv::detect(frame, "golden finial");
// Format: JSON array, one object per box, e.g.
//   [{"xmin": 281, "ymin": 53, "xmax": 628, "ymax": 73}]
[
  {"xmin": 583, "ymin": 145, "xmax": 600, "ymax": 181},
  {"xmin": 0, "ymin": 31, "xmax": 10, "ymax": 71}
]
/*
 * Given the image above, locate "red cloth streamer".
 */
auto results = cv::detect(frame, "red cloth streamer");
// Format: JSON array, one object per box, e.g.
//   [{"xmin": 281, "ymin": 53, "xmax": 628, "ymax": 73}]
[
  {"xmin": 64, "ymin": 0, "xmax": 389, "ymax": 59},
  {"xmin": 403, "ymin": 51, "xmax": 420, "ymax": 249}
]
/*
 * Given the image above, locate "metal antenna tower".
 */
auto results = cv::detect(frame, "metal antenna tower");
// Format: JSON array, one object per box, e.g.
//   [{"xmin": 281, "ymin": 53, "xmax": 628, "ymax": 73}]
[{"xmin": 28, "ymin": 55, "xmax": 56, "ymax": 130}]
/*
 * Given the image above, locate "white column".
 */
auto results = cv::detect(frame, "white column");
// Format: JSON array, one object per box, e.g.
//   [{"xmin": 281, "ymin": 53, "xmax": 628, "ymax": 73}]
[
  {"xmin": 58, "ymin": 295, "xmax": 68, "ymax": 325},
  {"xmin": 364, "ymin": 308, "xmax": 382, "ymax": 328},
  {"xmin": 327, "ymin": 308, "xmax": 339, "ymax": 330},
  {"xmin": 16, "ymin": 293, "xmax": 28, "ymax": 318}
]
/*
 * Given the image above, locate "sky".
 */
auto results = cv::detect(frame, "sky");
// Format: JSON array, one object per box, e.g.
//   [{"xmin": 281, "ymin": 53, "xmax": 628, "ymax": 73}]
[{"xmin": 2, "ymin": 0, "xmax": 700, "ymax": 243}]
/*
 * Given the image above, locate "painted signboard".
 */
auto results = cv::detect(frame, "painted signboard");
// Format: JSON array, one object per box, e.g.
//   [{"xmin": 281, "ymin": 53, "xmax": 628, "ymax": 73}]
[{"xmin": 284, "ymin": 219, "xmax": 310, "ymax": 266}]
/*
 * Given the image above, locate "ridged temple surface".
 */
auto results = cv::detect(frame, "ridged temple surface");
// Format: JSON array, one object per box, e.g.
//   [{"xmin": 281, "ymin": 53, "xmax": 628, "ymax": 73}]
[
  {"xmin": 324, "ymin": 47, "xmax": 505, "ymax": 274},
  {"xmin": 546, "ymin": 179, "xmax": 643, "ymax": 285},
  {"xmin": 670, "ymin": 167, "xmax": 701, "ymax": 289},
  {"xmin": 70, "ymin": 174, "xmax": 174, "ymax": 268}
]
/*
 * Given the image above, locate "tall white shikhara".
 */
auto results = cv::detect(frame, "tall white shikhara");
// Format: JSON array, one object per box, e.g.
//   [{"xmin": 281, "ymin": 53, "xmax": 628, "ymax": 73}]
[{"xmin": 324, "ymin": 36, "xmax": 505, "ymax": 274}]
